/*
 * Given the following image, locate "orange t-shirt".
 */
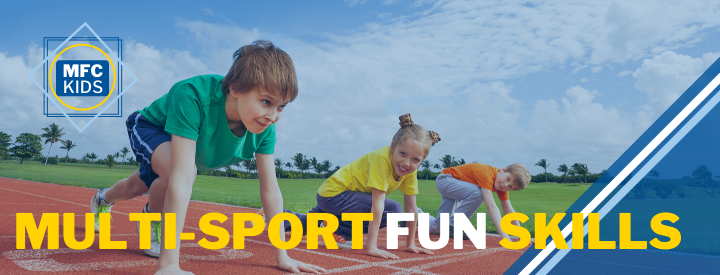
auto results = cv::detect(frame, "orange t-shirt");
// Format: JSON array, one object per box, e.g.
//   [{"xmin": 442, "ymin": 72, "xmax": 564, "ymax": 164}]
[{"xmin": 441, "ymin": 163, "xmax": 509, "ymax": 201}]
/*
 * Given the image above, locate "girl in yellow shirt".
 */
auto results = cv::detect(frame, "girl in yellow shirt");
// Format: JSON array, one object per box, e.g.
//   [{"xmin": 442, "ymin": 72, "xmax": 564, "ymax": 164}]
[{"xmin": 284, "ymin": 113, "xmax": 439, "ymax": 259}]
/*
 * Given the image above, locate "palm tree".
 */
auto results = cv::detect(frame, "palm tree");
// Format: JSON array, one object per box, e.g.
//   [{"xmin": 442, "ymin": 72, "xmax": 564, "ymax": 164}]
[
  {"xmin": 285, "ymin": 162, "xmax": 293, "ymax": 172},
  {"xmin": 105, "ymin": 155, "xmax": 115, "ymax": 169},
  {"xmin": 89, "ymin": 152, "xmax": 97, "ymax": 167},
  {"xmin": 569, "ymin": 169, "xmax": 576, "ymax": 183},
  {"xmin": 292, "ymin": 153, "xmax": 306, "ymax": 178},
  {"xmin": 274, "ymin": 158, "xmax": 283, "ymax": 179},
  {"xmin": 120, "ymin": 147, "xmax": 130, "ymax": 169},
  {"xmin": 440, "ymin": 155, "xmax": 455, "ymax": 169},
  {"xmin": 572, "ymin": 163, "xmax": 588, "ymax": 185},
  {"xmin": 250, "ymin": 158, "xmax": 258, "ymax": 176},
  {"xmin": 41, "ymin": 123, "xmax": 65, "ymax": 166},
  {"xmin": 241, "ymin": 159, "xmax": 253, "ymax": 175},
  {"xmin": 59, "ymin": 140, "xmax": 77, "ymax": 166},
  {"xmin": 433, "ymin": 163, "xmax": 441, "ymax": 173},
  {"xmin": 557, "ymin": 164, "xmax": 568, "ymax": 183},
  {"xmin": 83, "ymin": 153, "xmax": 91, "ymax": 165},
  {"xmin": 320, "ymin": 160, "xmax": 332, "ymax": 178},
  {"xmin": 310, "ymin": 157, "xmax": 319, "ymax": 178},
  {"xmin": 302, "ymin": 159, "xmax": 311, "ymax": 178},
  {"xmin": 113, "ymin": 152, "xmax": 121, "ymax": 167},
  {"xmin": 535, "ymin": 159, "xmax": 549, "ymax": 183},
  {"xmin": 422, "ymin": 160, "xmax": 432, "ymax": 180}
]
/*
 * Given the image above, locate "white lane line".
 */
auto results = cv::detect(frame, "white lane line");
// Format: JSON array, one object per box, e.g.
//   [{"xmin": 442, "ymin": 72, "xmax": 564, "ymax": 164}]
[
  {"xmin": 299, "ymin": 249, "xmax": 507, "ymax": 275},
  {"xmin": 386, "ymin": 248, "xmax": 506, "ymax": 275}
]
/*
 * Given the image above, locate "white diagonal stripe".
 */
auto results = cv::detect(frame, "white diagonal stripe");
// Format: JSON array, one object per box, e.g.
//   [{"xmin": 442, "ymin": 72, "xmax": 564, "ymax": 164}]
[{"xmin": 520, "ymin": 71, "xmax": 720, "ymax": 275}]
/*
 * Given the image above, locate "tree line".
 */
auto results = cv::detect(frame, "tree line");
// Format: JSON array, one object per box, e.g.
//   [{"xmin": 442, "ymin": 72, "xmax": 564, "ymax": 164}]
[
  {"xmin": 631, "ymin": 166, "xmax": 717, "ymax": 200},
  {"xmin": 1, "ymin": 127, "xmax": 609, "ymax": 184},
  {"xmin": 0, "ymin": 125, "xmax": 136, "ymax": 169}
]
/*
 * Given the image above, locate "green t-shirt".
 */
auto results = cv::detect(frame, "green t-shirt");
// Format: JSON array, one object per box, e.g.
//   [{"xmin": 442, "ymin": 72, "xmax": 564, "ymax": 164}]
[{"xmin": 138, "ymin": 75, "xmax": 276, "ymax": 172}]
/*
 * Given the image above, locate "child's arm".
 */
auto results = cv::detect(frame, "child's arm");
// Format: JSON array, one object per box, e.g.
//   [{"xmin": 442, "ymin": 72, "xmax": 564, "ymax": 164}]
[
  {"xmin": 403, "ymin": 194, "xmax": 433, "ymax": 255},
  {"xmin": 480, "ymin": 188, "xmax": 511, "ymax": 240},
  {"xmin": 500, "ymin": 199, "xmax": 521, "ymax": 227},
  {"xmin": 367, "ymin": 188, "xmax": 399, "ymax": 259},
  {"xmin": 256, "ymin": 153, "xmax": 326, "ymax": 274},
  {"xmin": 157, "ymin": 136, "xmax": 197, "ymax": 274}
]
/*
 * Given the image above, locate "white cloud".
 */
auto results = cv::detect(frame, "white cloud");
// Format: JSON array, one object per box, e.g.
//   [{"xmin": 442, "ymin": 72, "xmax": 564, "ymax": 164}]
[
  {"xmin": 528, "ymin": 86, "xmax": 645, "ymax": 172},
  {"xmin": 617, "ymin": 70, "xmax": 633, "ymax": 76},
  {"xmin": 4, "ymin": 1, "xmax": 720, "ymax": 176},
  {"xmin": 0, "ymin": 40, "xmax": 211, "ymax": 161},
  {"xmin": 633, "ymin": 51, "xmax": 720, "ymax": 117}
]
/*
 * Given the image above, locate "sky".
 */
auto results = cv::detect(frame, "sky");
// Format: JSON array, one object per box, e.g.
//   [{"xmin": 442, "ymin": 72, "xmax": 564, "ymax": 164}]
[{"xmin": 2, "ymin": 0, "xmax": 720, "ymax": 177}]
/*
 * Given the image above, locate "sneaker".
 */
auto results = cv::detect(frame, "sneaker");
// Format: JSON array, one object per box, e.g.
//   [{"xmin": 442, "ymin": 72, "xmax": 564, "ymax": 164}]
[
  {"xmin": 137, "ymin": 203, "xmax": 161, "ymax": 258},
  {"xmin": 90, "ymin": 188, "xmax": 114, "ymax": 232},
  {"xmin": 448, "ymin": 225, "xmax": 470, "ymax": 240},
  {"xmin": 322, "ymin": 221, "xmax": 352, "ymax": 249}
]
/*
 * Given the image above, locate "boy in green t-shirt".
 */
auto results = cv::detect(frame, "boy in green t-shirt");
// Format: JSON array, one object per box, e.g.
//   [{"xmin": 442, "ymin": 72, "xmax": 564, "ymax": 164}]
[{"xmin": 89, "ymin": 41, "xmax": 325, "ymax": 274}]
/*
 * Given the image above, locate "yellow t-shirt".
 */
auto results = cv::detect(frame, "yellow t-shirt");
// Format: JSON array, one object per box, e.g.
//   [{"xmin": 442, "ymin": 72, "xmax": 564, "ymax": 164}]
[{"xmin": 317, "ymin": 146, "xmax": 419, "ymax": 197}]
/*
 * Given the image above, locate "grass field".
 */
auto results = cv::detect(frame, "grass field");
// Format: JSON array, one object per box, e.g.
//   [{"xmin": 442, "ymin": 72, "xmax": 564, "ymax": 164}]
[{"xmin": 0, "ymin": 161, "xmax": 591, "ymax": 236}]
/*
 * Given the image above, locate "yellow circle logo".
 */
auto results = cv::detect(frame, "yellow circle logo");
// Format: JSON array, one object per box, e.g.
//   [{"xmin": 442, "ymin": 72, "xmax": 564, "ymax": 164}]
[{"xmin": 48, "ymin": 44, "xmax": 117, "ymax": 111}]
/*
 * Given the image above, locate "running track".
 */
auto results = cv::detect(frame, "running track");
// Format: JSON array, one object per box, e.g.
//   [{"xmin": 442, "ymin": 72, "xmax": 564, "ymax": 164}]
[{"xmin": 0, "ymin": 177, "xmax": 527, "ymax": 274}]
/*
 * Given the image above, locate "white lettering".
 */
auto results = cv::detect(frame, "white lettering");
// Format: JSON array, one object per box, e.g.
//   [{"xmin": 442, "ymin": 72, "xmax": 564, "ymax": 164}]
[
  {"xmin": 93, "ymin": 80, "xmax": 103, "ymax": 93},
  {"xmin": 80, "ymin": 64, "xmax": 90, "ymax": 78},
  {"xmin": 63, "ymin": 64, "xmax": 78, "ymax": 77},
  {"xmin": 80, "ymin": 80, "xmax": 92, "ymax": 93},
  {"xmin": 91, "ymin": 64, "xmax": 102, "ymax": 77},
  {"xmin": 63, "ymin": 80, "xmax": 74, "ymax": 93}
]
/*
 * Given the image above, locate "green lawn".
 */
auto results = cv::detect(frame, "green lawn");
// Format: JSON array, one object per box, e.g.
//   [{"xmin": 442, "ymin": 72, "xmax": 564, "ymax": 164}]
[{"xmin": 0, "ymin": 161, "xmax": 590, "ymax": 236}]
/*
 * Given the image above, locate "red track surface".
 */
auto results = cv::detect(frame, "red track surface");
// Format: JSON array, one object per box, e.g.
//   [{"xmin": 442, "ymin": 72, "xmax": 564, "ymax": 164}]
[{"xmin": 0, "ymin": 177, "xmax": 527, "ymax": 274}]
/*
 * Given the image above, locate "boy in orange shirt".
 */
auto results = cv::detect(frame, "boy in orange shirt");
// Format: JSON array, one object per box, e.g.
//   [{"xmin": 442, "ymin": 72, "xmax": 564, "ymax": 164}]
[{"xmin": 426, "ymin": 163, "xmax": 530, "ymax": 240}]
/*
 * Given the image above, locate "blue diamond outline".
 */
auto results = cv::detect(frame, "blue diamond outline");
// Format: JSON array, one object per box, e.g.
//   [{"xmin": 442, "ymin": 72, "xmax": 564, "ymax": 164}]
[{"xmin": 28, "ymin": 22, "xmax": 138, "ymax": 133}]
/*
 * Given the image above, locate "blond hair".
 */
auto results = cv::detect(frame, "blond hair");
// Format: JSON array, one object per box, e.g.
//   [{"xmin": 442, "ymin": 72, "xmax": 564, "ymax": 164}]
[
  {"xmin": 506, "ymin": 163, "xmax": 531, "ymax": 190},
  {"xmin": 391, "ymin": 113, "xmax": 441, "ymax": 157},
  {"xmin": 222, "ymin": 40, "xmax": 298, "ymax": 102}
]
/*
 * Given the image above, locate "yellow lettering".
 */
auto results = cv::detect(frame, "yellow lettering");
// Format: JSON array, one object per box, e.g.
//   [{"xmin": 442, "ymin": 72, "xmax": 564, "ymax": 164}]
[
  {"xmin": 268, "ymin": 213, "xmax": 302, "ymax": 250},
  {"xmin": 588, "ymin": 213, "xmax": 615, "ymax": 249},
  {"xmin": 198, "ymin": 213, "xmax": 229, "ymax": 249},
  {"xmin": 232, "ymin": 213, "xmax": 265, "ymax": 249},
  {"xmin": 500, "ymin": 212, "xmax": 531, "ymax": 249},
  {"xmin": 650, "ymin": 213, "xmax": 681, "ymax": 250},
  {"xmin": 16, "ymin": 213, "xmax": 59, "ymax": 249},
  {"xmin": 307, "ymin": 213, "xmax": 338, "ymax": 249},
  {"xmin": 128, "ymin": 213, "xmax": 161, "ymax": 249},
  {"xmin": 63, "ymin": 213, "xmax": 94, "ymax": 249},
  {"xmin": 619, "ymin": 213, "xmax": 647, "ymax": 249},
  {"xmin": 99, "ymin": 213, "xmax": 126, "ymax": 249},
  {"xmin": 342, "ymin": 213, "xmax": 373, "ymax": 249},
  {"xmin": 535, "ymin": 213, "xmax": 567, "ymax": 249}
]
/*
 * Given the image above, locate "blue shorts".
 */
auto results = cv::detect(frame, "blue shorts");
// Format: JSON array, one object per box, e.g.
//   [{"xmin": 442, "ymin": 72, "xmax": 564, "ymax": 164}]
[{"xmin": 126, "ymin": 111, "xmax": 172, "ymax": 188}]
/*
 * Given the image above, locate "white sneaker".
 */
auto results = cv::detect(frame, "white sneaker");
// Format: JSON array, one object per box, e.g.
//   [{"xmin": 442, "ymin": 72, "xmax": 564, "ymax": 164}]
[
  {"xmin": 137, "ymin": 203, "xmax": 161, "ymax": 258},
  {"xmin": 90, "ymin": 188, "xmax": 113, "ymax": 232}
]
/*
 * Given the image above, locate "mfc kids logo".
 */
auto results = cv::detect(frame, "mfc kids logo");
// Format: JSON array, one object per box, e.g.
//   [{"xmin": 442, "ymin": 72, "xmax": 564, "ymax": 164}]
[
  {"xmin": 29, "ymin": 23, "xmax": 137, "ymax": 133},
  {"xmin": 51, "ymin": 44, "xmax": 116, "ymax": 111}
]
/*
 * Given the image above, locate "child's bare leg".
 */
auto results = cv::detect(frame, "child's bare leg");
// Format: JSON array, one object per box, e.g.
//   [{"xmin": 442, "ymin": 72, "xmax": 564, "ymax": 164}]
[
  {"xmin": 150, "ymin": 141, "xmax": 197, "ymax": 271},
  {"xmin": 104, "ymin": 169, "xmax": 149, "ymax": 203},
  {"xmin": 148, "ymin": 176, "xmax": 169, "ymax": 213}
]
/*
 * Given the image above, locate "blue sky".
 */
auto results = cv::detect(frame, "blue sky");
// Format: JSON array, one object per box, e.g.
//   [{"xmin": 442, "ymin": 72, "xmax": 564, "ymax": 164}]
[{"xmin": 2, "ymin": 0, "xmax": 720, "ymax": 178}]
